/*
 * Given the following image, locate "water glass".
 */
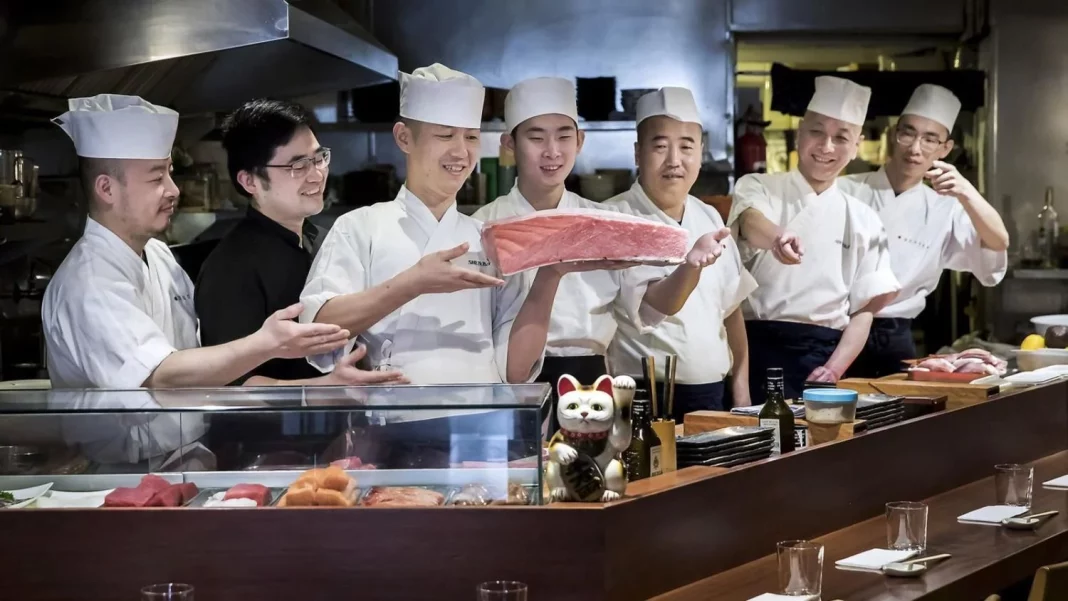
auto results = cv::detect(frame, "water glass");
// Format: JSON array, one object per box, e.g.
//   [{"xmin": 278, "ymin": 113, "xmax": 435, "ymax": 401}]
[
  {"xmin": 141, "ymin": 584, "xmax": 194, "ymax": 601},
  {"xmin": 478, "ymin": 581, "xmax": 528, "ymax": 601},
  {"xmin": 886, "ymin": 501, "xmax": 928, "ymax": 552},
  {"xmin": 995, "ymin": 464, "xmax": 1034, "ymax": 507},
  {"xmin": 777, "ymin": 540, "xmax": 823, "ymax": 597}
]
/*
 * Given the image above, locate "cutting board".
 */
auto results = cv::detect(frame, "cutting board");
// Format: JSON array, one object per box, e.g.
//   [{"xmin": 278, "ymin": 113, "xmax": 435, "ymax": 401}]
[{"xmin": 837, "ymin": 374, "xmax": 997, "ymax": 411}]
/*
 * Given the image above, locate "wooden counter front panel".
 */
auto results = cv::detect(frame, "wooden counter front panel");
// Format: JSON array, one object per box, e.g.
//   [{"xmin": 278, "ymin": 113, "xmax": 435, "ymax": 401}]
[{"xmin": 601, "ymin": 382, "xmax": 1068, "ymax": 601}]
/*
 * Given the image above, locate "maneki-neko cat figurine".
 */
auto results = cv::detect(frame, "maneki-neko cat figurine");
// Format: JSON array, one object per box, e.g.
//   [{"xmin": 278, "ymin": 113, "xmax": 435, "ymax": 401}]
[{"xmin": 546, "ymin": 374, "xmax": 635, "ymax": 502}]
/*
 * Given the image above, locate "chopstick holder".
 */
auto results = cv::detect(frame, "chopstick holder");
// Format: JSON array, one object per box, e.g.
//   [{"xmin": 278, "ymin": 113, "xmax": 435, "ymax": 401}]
[{"xmin": 650, "ymin": 419, "xmax": 677, "ymax": 473}]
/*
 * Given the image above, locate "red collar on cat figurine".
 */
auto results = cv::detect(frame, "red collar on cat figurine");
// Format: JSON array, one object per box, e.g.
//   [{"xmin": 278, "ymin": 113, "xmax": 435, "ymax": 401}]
[{"xmin": 560, "ymin": 428, "xmax": 610, "ymax": 441}]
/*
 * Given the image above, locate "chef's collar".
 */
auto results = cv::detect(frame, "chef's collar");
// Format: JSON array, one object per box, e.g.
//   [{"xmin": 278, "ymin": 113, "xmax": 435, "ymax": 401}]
[
  {"xmin": 627, "ymin": 181, "xmax": 692, "ymax": 228},
  {"xmin": 83, "ymin": 217, "xmax": 147, "ymax": 283},
  {"xmin": 398, "ymin": 185, "xmax": 458, "ymax": 233},
  {"xmin": 245, "ymin": 205, "xmax": 317, "ymax": 251},
  {"xmin": 509, "ymin": 182, "xmax": 574, "ymax": 214},
  {"xmin": 790, "ymin": 169, "xmax": 839, "ymax": 200},
  {"xmin": 872, "ymin": 166, "xmax": 926, "ymax": 199}
]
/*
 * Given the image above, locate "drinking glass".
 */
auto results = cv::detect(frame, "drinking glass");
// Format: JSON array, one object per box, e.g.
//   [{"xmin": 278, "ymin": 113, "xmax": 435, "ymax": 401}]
[
  {"xmin": 777, "ymin": 540, "xmax": 823, "ymax": 597},
  {"xmin": 141, "ymin": 584, "xmax": 194, "ymax": 601},
  {"xmin": 886, "ymin": 501, "xmax": 928, "ymax": 552},
  {"xmin": 995, "ymin": 464, "xmax": 1034, "ymax": 507},
  {"xmin": 477, "ymin": 581, "xmax": 528, "ymax": 601}
]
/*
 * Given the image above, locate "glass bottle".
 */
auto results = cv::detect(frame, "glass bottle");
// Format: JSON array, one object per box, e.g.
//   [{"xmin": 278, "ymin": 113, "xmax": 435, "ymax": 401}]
[
  {"xmin": 1037, "ymin": 187, "xmax": 1059, "ymax": 268},
  {"xmin": 758, "ymin": 367, "xmax": 796, "ymax": 455},
  {"xmin": 624, "ymin": 398, "xmax": 662, "ymax": 481}
]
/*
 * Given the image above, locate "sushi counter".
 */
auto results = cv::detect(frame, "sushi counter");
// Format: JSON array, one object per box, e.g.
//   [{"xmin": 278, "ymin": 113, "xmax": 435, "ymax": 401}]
[{"xmin": 1, "ymin": 379, "xmax": 1068, "ymax": 601}]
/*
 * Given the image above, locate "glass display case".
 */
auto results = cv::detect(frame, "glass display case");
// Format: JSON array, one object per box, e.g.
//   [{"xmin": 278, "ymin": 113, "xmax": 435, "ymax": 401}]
[{"xmin": 0, "ymin": 383, "xmax": 550, "ymax": 508}]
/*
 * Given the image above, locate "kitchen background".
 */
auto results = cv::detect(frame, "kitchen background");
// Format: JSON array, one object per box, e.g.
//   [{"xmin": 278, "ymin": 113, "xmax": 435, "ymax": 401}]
[{"xmin": 0, "ymin": 0, "xmax": 1065, "ymax": 381}]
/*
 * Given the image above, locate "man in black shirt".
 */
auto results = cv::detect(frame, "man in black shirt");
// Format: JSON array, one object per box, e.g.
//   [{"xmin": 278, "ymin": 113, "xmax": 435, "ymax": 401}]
[{"xmin": 196, "ymin": 99, "xmax": 407, "ymax": 387}]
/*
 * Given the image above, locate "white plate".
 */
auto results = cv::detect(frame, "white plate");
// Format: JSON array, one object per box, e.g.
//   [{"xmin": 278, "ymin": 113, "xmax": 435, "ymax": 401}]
[
  {"xmin": 2, "ymin": 483, "xmax": 54, "ymax": 509},
  {"xmin": 1004, "ymin": 371, "xmax": 1063, "ymax": 386},
  {"xmin": 35, "ymin": 489, "xmax": 114, "ymax": 509}
]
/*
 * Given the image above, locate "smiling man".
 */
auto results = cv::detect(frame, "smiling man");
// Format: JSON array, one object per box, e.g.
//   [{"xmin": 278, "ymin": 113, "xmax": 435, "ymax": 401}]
[
  {"xmin": 195, "ymin": 99, "xmax": 405, "ymax": 387},
  {"xmin": 727, "ymin": 77, "xmax": 901, "ymax": 403},
  {"xmin": 605, "ymin": 87, "xmax": 757, "ymax": 414},
  {"xmin": 838, "ymin": 84, "xmax": 1009, "ymax": 377},
  {"xmin": 473, "ymin": 78, "xmax": 733, "ymax": 426},
  {"xmin": 42, "ymin": 94, "xmax": 351, "ymax": 390}
]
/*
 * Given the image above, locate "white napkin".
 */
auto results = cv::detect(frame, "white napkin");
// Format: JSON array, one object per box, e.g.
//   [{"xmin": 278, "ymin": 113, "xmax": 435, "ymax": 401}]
[
  {"xmin": 1043, "ymin": 474, "xmax": 1068, "ymax": 489},
  {"xmin": 747, "ymin": 594, "xmax": 818, "ymax": 601},
  {"xmin": 957, "ymin": 505, "xmax": 1029, "ymax": 525},
  {"xmin": 835, "ymin": 548, "xmax": 919, "ymax": 571}
]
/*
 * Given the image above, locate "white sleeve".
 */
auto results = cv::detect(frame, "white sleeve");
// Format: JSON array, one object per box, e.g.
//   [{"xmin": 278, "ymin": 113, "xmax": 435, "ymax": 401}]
[
  {"xmin": 849, "ymin": 220, "xmax": 902, "ymax": 313},
  {"xmin": 727, "ymin": 175, "xmax": 775, "ymax": 263},
  {"xmin": 942, "ymin": 203, "xmax": 1008, "ymax": 286},
  {"xmin": 492, "ymin": 272, "xmax": 544, "ymax": 383},
  {"xmin": 720, "ymin": 241, "xmax": 759, "ymax": 316},
  {"xmin": 615, "ymin": 265, "xmax": 670, "ymax": 334},
  {"xmin": 299, "ymin": 215, "xmax": 369, "ymax": 372},
  {"xmin": 50, "ymin": 277, "xmax": 176, "ymax": 388}
]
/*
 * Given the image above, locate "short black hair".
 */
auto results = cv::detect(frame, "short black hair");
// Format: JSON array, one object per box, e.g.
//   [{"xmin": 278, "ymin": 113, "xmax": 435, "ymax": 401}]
[
  {"xmin": 221, "ymin": 99, "xmax": 316, "ymax": 198},
  {"xmin": 79, "ymin": 157, "xmax": 124, "ymax": 207}
]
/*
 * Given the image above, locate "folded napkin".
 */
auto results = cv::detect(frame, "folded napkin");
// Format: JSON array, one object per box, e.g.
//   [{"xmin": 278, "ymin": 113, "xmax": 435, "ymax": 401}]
[
  {"xmin": 1043, "ymin": 474, "xmax": 1068, "ymax": 489},
  {"xmin": 835, "ymin": 548, "xmax": 919, "ymax": 571},
  {"xmin": 957, "ymin": 505, "xmax": 1029, "ymax": 525}
]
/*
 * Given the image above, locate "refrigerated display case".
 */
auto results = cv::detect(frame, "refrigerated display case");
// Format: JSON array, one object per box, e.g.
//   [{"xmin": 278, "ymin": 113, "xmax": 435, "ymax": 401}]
[{"xmin": 0, "ymin": 383, "xmax": 551, "ymax": 508}]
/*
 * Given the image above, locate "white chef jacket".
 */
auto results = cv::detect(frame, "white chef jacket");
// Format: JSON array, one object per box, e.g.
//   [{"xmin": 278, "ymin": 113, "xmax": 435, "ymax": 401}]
[
  {"xmin": 41, "ymin": 217, "xmax": 206, "ymax": 462},
  {"xmin": 299, "ymin": 186, "xmax": 543, "ymax": 384},
  {"xmin": 472, "ymin": 186, "xmax": 659, "ymax": 357},
  {"xmin": 839, "ymin": 168, "xmax": 1008, "ymax": 319},
  {"xmin": 602, "ymin": 183, "xmax": 759, "ymax": 384},
  {"xmin": 727, "ymin": 171, "xmax": 901, "ymax": 330}
]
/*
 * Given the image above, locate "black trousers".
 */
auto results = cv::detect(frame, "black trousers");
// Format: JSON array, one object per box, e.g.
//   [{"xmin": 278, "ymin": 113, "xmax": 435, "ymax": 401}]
[
  {"xmin": 847, "ymin": 318, "xmax": 916, "ymax": 379},
  {"xmin": 537, "ymin": 354, "xmax": 610, "ymax": 435},
  {"xmin": 633, "ymin": 378, "xmax": 726, "ymax": 421},
  {"xmin": 746, "ymin": 320, "xmax": 843, "ymax": 404}
]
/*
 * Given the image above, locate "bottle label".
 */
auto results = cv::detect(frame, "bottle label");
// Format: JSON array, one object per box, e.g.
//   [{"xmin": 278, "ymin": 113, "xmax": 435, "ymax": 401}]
[
  {"xmin": 650, "ymin": 445, "xmax": 663, "ymax": 476},
  {"xmin": 759, "ymin": 418, "xmax": 782, "ymax": 454},
  {"xmin": 795, "ymin": 426, "xmax": 809, "ymax": 449}
]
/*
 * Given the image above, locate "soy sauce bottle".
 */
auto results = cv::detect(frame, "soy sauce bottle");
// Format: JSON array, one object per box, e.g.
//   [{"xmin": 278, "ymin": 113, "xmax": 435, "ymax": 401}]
[{"xmin": 758, "ymin": 367, "xmax": 795, "ymax": 455}]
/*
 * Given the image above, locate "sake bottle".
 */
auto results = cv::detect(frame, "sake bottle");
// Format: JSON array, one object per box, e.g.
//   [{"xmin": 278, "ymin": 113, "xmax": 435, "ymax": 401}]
[{"xmin": 758, "ymin": 367, "xmax": 795, "ymax": 455}]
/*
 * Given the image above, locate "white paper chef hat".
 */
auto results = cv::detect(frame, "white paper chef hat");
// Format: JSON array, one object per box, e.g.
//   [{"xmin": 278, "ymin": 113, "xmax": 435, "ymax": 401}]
[
  {"xmin": 504, "ymin": 77, "xmax": 579, "ymax": 132},
  {"xmin": 901, "ymin": 84, "xmax": 961, "ymax": 132},
  {"xmin": 399, "ymin": 63, "xmax": 485, "ymax": 129},
  {"xmin": 636, "ymin": 87, "xmax": 701, "ymax": 125},
  {"xmin": 52, "ymin": 94, "xmax": 178, "ymax": 160},
  {"xmin": 806, "ymin": 76, "xmax": 871, "ymax": 126}
]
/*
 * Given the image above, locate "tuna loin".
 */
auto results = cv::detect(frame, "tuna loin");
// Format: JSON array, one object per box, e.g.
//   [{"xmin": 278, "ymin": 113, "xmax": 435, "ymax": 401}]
[{"xmin": 480, "ymin": 209, "xmax": 689, "ymax": 276}]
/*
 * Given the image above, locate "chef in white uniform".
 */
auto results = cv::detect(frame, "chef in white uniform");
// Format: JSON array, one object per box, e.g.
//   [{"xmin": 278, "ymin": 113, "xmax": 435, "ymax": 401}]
[
  {"xmin": 41, "ymin": 94, "xmax": 350, "ymax": 464},
  {"xmin": 605, "ymin": 87, "xmax": 758, "ymax": 415},
  {"xmin": 473, "ymin": 77, "xmax": 734, "ymax": 428},
  {"xmin": 839, "ymin": 84, "xmax": 1009, "ymax": 377},
  {"xmin": 728, "ymin": 77, "xmax": 901, "ymax": 403}
]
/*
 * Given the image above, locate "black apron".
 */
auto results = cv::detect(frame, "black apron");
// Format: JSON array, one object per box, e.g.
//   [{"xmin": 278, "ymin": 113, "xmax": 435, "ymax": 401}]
[
  {"xmin": 847, "ymin": 317, "xmax": 916, "ymax": 379},
  {"xmin": 538, "ymin": 354, "xmax": 610, "ymax": 435},
  {"xmin": 633, "ymin": 378, "xmax": 726, "ymax": 422},
  {"xmin": 746, "ymin": 320, "xmax": 843, "ymax": 404}
]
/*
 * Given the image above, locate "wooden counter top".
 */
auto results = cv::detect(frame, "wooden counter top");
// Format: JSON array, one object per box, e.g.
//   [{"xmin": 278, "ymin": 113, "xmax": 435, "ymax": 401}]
[{"xmin": 655, "ymin": 450, "xmax": 1068, "ymax": 601}]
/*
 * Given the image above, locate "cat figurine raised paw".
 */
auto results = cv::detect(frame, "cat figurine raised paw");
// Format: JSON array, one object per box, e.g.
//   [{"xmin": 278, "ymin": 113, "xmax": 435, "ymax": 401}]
[{"xmin": 546, "ymin": 374, "xmax": 635, "ymax": 503}]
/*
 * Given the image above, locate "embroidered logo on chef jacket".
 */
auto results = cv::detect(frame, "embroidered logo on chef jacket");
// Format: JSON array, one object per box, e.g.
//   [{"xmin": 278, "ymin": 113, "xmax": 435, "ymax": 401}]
[
  {"xmin": 834, "ymin": 238, "xmax": 852, "ymax": 250},
  {"xmin": 895, "ymin": 234, "xmax": 931, "ymax": 250},
  {"xmin": 172, "ymin": 293, "xmax": 192, "ymax": 302},
  {"xmin": 452, "ymin": 252, "xmax": 501, "ymax": 277}
]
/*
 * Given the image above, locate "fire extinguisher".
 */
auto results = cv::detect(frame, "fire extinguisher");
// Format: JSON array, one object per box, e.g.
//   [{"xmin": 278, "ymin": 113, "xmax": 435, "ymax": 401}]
[{"xmin": 735, "ymin": 105, "xmax": 770, "ymax": 178}]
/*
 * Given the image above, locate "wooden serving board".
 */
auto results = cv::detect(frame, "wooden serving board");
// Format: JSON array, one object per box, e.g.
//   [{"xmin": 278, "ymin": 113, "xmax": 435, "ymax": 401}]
[
  {"xmin": 682, "ymin": 411, "xmax": 863, "ymax": 447},
  {"xmin": 837, "ymin": 374, "xmax": 998, "ymax": 411}
]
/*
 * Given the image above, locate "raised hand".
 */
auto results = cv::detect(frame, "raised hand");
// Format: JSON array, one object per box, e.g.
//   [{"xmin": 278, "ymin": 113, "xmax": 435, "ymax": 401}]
[
  {"xmin": 686, "ymin": 227, "xmax": 732, "ymax": 268},
  {"xmin": 258, "ymin": 303, "xmax": 351, "ymax": 359},
  {"xmin": 926, "ymin": 160, "xmax": 978, "ymax": 201},
  {"xmin": 324, "ymin": 344, "xmax": 408, "ymax": 385},
  {"xmin": 410, "ymin": 243, "xmax": 505, "ymax": 294},
  {"xmin": 772, "ymin": 230, "xmax": 803, "ymax": 265}
]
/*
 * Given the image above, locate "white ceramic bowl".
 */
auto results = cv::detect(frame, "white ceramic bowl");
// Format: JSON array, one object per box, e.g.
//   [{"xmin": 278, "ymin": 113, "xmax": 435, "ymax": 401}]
[
  {"xmin": 1017, "ymin": 349, "xmax": 1068, "ymax": 371},
  {"xmin": 1031, "ymin": 314, "xmax": 1068, "ymax": 337}
]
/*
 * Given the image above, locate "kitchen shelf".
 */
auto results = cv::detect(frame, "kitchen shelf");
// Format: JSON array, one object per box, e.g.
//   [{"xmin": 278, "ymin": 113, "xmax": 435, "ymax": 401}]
[
  {"xmin": 317, "ymin": 120, "xmax": 637, "ymax": 133},
  {"xmin": 1010, "ymin": 269, "xmax": 1068, "ymax": 280}
]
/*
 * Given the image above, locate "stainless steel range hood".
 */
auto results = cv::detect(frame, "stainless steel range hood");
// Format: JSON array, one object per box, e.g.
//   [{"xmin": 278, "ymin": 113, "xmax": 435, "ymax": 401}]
[{"xmin": 0, "ymin": 0, "xmax": 398, "ymax": 119}]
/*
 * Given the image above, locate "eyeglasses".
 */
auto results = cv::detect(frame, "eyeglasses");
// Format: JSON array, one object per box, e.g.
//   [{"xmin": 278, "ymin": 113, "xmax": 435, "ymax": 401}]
[
  {"xmin": 894, "ymin": 127, "xmax": 946, "ymax": 153},
  {"xmin": 263, "ymin": 148, "xmax": 331, "ymax": 179}
]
